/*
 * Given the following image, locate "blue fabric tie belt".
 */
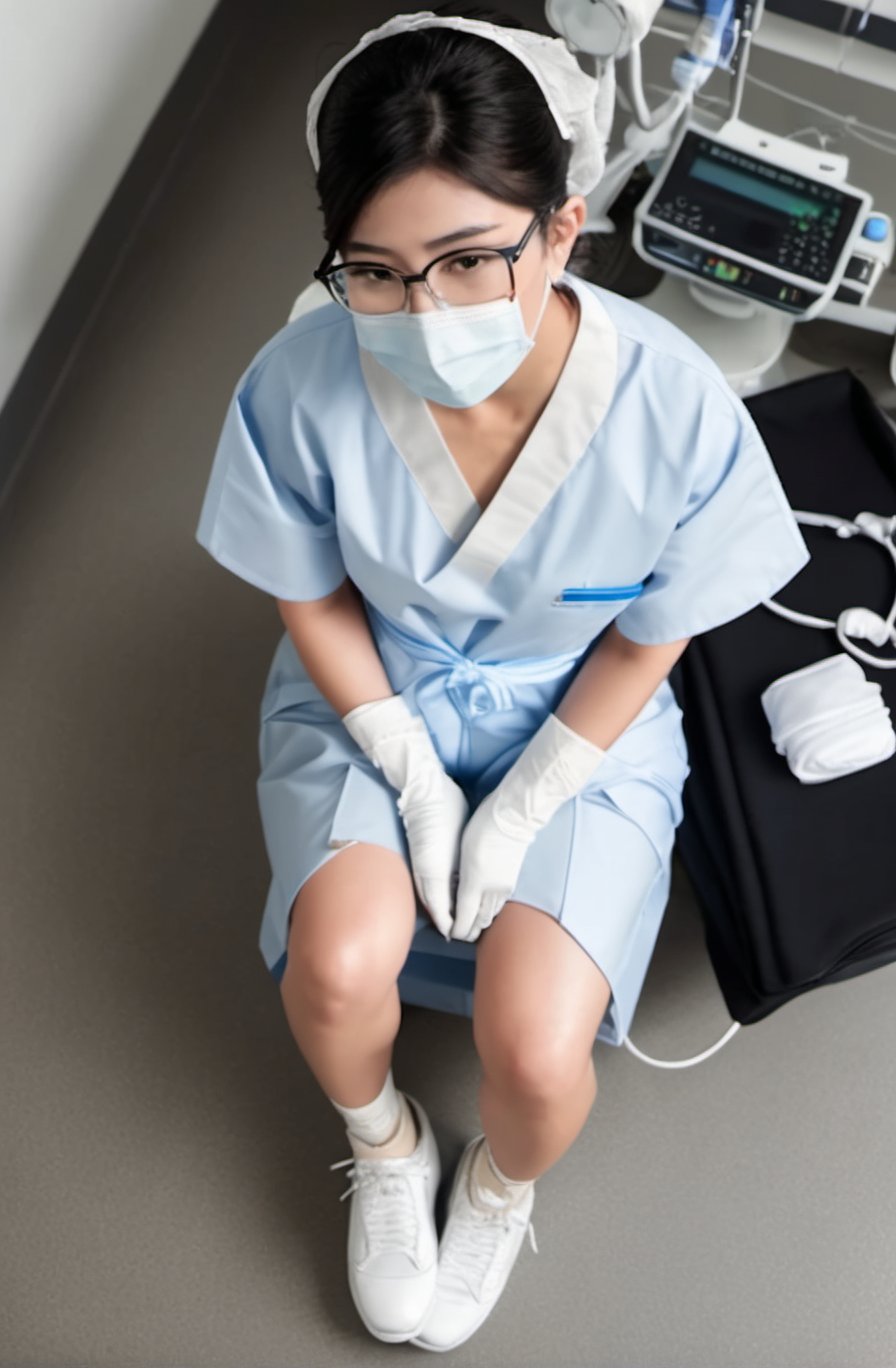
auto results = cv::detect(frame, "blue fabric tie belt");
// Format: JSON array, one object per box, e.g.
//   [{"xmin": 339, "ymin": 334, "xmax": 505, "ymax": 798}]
[{"xmin": 368, "ymin": 605, "xmax": 585, "ymax": 768}]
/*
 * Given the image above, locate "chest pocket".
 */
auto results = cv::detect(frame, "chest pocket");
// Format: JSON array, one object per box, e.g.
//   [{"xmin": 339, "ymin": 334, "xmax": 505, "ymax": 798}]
[
  {"xmin": 527, "ymin": 580, "xmax": 648, "ymax": 656},
  {"xmin": 550, "ymin": 581, "xmax": 646, "ymax": 607}
]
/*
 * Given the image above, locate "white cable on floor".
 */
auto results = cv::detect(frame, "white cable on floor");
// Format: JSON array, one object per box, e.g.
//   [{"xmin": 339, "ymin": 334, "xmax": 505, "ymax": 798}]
[{"xmin": 622, "ymin": 1019, "xmax": 742, "ymax": 1067}]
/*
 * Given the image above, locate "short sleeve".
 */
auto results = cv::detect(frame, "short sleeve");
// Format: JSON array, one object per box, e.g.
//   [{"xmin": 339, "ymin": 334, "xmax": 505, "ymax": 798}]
[
  {"xmin": 194, "ymin": 343, "xmax": 347, "ymax": 601},
  {"xmin": 614, "ymin": 384, "xmax": 810, "ymax": 646}
]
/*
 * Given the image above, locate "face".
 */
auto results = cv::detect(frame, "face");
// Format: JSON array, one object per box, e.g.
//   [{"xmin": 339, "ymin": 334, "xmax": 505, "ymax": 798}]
[{"xmin": 340, "ymin": 166, "xmax": 586, "ymax": 331}]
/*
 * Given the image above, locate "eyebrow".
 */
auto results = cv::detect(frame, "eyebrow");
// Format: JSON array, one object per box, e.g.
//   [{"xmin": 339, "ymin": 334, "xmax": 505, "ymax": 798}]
[{"xmin": 344, "ymin": 223, "xmax": 502, "ymax": 256}]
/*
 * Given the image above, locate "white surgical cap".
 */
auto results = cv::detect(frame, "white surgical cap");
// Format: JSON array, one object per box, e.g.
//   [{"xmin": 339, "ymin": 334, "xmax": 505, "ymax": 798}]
[{"xmin": 305, "ymin": 9, "xmax": 609, "ymax": 197}]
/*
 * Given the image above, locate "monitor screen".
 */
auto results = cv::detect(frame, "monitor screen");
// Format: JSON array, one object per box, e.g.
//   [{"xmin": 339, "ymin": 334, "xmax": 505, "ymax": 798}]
[{"xmin": 647, "ymin": 130, "xmax": 863, "ymax": 283}]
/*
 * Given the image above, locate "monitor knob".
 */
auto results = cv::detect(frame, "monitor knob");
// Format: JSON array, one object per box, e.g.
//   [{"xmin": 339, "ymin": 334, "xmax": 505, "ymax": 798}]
[{"xmin": 861, "ymin": 216, "xmax": 889, "ymax": 243}]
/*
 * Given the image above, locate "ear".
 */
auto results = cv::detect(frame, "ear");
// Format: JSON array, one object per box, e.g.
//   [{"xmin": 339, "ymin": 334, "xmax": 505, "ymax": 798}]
[{"xmin": 545, "ymin": 196, "xmax": 587, "ymax": 276}]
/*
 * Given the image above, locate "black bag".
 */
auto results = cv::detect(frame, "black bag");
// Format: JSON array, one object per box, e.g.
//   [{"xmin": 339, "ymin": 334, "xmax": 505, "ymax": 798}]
[{"xmin": 670, "ymin": 369, "xmax": 896, "ymax": 1025}]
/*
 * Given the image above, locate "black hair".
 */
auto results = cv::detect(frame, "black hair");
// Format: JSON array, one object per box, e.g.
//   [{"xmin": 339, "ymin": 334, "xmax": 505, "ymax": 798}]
[{"xmin": 314, "ymin": 6, "xmax": 570, "ymax": 261}]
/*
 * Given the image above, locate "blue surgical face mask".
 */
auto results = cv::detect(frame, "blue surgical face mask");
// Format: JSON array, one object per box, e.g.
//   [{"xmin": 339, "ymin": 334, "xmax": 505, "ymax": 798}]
[{"xmin": 352, "ymin": 274, "xmax": 554, "ymax": 409}]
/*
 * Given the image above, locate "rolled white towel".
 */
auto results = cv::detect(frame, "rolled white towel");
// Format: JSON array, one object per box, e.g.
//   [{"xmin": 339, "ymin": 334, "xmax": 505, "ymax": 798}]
[{"xmin": 760, "ymin": 653, "xmax": 896, "ymax": 784}]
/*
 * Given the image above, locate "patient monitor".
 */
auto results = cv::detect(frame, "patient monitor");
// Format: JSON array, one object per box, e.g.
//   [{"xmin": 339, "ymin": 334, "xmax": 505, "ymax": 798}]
[
  {"xmin": 633, "ymin": 117, "xmax": 886, "ymax": 321},
  {"xmin": 544, "ymin": 0, "xmax": 896, "ymax": 386}
]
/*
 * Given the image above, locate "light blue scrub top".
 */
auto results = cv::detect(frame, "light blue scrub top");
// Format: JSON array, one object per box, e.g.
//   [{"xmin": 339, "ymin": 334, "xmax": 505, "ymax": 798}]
[{"xmin": 195, "ymin": 272, "xmax": 810, "ymax": 1045}]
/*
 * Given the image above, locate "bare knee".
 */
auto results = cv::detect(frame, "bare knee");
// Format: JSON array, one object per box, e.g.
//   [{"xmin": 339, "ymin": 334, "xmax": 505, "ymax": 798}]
[
  {"xmin": 283, "ymin": 935, "xmax": 393, "ymax": 1024},
  {"xmin": 280, "ymin": 845, "xmax": 415, "ymax": 1023},
  {"xmin": 475, "ymin": 1017, "xmax": 596, "ymax": 1104}
]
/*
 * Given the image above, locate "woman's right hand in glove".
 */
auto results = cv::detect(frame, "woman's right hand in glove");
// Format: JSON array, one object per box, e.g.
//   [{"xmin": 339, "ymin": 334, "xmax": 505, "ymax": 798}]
[{"xmin": 338, "ymin": 694, "xmax": 469, "ymax": 938}]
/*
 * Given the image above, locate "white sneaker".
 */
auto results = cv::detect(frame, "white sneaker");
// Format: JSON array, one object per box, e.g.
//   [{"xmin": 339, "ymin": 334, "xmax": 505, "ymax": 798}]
[
  {"xmin": 410, "ymin": 1135, "xmax": 538, "ymax": 1353},
  {"xmin": 329, "ymin": 1093, "xmax": 440, "ymax": 1342}
]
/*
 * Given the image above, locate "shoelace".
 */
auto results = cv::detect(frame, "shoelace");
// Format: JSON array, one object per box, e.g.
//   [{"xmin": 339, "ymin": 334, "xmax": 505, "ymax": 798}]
[
  {"xmin": 330, "ymin": 1154, "xmax": 432, "ymax": 1262},
  {"xmin": 437, "ymin": 1184, "xmax": 538, "ymax": 1303}
]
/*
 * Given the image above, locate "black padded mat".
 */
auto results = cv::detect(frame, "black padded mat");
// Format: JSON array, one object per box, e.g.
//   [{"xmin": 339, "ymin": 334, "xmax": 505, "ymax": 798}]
[{"xmin": 670, "ymin": 369, "xmax": 896, "ymax": 1024}]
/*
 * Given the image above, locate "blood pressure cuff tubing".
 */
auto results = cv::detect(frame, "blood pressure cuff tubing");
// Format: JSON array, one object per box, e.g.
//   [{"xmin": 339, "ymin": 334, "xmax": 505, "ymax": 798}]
[{"xmin": 670, "ymin": 368, "xmax": 896, "ymax": 1025}]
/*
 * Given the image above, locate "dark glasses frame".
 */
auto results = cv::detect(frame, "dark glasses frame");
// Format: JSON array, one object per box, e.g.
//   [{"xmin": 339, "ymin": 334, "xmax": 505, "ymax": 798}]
[{"xmin": 312, "ymin": 209, "xmax": 551, "ymax": 311}]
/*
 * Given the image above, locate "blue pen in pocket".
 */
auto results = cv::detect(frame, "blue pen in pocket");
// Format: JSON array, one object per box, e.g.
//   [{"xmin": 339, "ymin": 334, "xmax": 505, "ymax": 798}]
[{"xmin": 551, "ymin": 582, "xmax": 645, "ymax": 606}]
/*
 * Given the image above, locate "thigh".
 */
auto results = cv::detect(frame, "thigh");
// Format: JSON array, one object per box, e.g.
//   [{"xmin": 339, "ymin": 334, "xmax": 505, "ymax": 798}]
[
  {"xmin": 472, "ymin": 901, "xmax": 612, "ymax": 1084},
  {"xmin": 282, "ymin": 842, "xmax": 418, "ymax": 999}
]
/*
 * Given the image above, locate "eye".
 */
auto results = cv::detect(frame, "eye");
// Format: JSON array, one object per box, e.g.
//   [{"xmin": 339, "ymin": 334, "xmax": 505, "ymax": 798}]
[
  {"xmin": 344, "ymin": 266, "xmax": 396, "ymax": 284},
  {"xmin": 446, "ymin": 253, "xmax": 488, "ymax": 273}
]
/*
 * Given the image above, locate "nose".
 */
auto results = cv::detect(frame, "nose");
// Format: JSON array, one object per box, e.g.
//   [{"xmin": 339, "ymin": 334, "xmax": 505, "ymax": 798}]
[{"xmin": 405, "ymin": 279, "xmax": 440, "ymax": 314}]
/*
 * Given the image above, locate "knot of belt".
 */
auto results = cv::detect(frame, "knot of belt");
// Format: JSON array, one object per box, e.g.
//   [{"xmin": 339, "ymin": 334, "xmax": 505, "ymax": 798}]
[
  {"xmin": 368, "ymin": 605, "xmax": 583, "ymax": 728},
  {"xmin": 443, "ymin": 660, "xmax": 515, "ymax": 721}
]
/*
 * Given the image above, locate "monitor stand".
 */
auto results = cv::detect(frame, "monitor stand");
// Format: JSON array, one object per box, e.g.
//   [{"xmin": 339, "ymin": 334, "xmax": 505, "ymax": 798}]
[{"xmin": 637, "ymin": 272, "xmax": 793, "ymax": 393}]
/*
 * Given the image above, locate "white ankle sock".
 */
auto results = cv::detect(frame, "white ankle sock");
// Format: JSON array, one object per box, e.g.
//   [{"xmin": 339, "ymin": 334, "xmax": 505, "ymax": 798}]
[
  {"xmin": 470, "ymin": 1136, "xmax": 535, "ymax": 1210},
  {"xmin": 328, "ymin": 1069, "xmax": 418, "ymax": 1156}
]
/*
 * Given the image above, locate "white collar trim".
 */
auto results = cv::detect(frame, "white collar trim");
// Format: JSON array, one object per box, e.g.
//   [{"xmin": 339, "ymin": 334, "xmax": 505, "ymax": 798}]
[{"xmin": 359, "ymin": 275, "xmax": 618, "ymax": 587}]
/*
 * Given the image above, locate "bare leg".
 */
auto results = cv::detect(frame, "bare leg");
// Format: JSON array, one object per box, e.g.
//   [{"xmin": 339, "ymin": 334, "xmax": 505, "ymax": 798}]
[
  {"xmin": 472, "ymin": 901, "xmax": 612, "ymax": 1182},
  {"xmin": 278, "ymin": 842, "xmax": 418, "ymax": 1107}
]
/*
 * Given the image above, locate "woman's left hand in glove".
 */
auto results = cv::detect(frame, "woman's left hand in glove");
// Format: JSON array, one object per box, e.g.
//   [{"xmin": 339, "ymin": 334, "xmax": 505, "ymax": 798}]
[{"xmin": 451, "ymin": 712, "xmax": 609, "ymax": 943}]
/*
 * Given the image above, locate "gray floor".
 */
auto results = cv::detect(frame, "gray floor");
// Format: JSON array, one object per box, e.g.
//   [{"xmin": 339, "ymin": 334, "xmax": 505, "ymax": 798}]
[{"xmin": 3, "ymin": 4, "xmax": 896, "ymax": 1366}]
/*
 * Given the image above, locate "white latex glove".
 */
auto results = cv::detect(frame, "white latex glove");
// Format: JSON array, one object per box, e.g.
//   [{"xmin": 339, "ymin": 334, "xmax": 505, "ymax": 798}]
[
  {"xmin": 339, "ymin": 694, "xmax": 469, "ymax": 938},
  {"xmin": 452, "ymin": 712, "xmax": 607, "ymax": 943}
]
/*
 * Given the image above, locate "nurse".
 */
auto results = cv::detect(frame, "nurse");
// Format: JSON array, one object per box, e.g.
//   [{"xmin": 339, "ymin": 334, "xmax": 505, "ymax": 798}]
[{"xmin": 195, "ymin": 5, "xmax": 810, "ymax": 1353}]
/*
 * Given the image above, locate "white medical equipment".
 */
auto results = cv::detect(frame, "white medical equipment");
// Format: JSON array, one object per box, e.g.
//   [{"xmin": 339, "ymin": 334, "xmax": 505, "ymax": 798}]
[
  {"xmin": 633, "ymin": 119, "xmax": 881, "ymax": 321},
  {"xmin": 544, "ymin": 0, "xmax": 896, "ymax": 386}
]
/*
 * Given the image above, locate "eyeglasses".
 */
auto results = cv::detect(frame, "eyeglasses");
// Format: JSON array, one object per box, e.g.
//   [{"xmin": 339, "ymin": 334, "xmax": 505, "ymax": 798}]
[{"xmin": 313, "ymin": 211, "xmax": 547, "ymax": 315}]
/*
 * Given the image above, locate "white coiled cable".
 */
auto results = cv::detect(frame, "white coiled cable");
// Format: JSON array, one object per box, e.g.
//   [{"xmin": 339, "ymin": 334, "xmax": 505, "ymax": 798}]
[{"xmin": 763, "ymin": 510, "xmax": 896, "ymax": 670}]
